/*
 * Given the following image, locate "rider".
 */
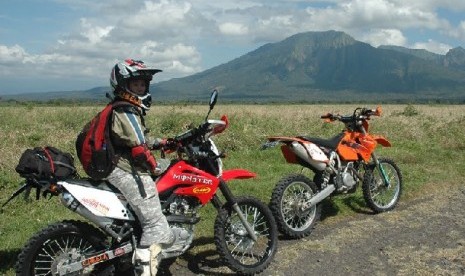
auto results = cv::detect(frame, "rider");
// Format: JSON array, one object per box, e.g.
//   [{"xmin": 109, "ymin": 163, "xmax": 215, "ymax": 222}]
[{"xmin": 107, "ymin": 58, "xmax": 174, "ymax": 276}]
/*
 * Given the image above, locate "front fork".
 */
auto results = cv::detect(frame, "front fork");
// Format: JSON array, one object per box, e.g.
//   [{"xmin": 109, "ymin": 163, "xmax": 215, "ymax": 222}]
[
  {"xmin": 359, "ymin": 126, "xmax": 390, "ymax": 188},
  {"xmin": 371, "ymin": 153, "xmax": 390, "ymax": 187},
  {"xmin": 212, "ymin": 181, "xmax": 258, "ymax": 242}
]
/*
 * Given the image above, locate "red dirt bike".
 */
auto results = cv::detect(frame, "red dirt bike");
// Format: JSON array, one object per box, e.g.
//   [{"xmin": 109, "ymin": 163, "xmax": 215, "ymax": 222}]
[
  {"xmin": 262, "ymin": 106, "xmax": 402, "ymax": 238},
  {"xmin": 5, "ymin": 90, "xmax": 278, "ymax": 275}
]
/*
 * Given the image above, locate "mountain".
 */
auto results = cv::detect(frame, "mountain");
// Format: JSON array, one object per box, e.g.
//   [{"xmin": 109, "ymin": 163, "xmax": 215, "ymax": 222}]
[
  {"xmin": 153, "ymin": 30, "xmax": 465, "ymax": 102},
  {"xmin": 378, "ymin": 45, "xmax": 443, "ymax": 62},
  {"xmin": 379, "ymin": 45, "xmax": 465, "ymax": 71},
  {"xmin": 4, "ymin": 30, "xmax": 465, "ymax": 103},
  {"xmin": 444, "ymin": 46, "xmax": 465, "ymax": 71},
  {"xmin": 2, "ymin": 87, "xmax": 110, "ymax": 102}
]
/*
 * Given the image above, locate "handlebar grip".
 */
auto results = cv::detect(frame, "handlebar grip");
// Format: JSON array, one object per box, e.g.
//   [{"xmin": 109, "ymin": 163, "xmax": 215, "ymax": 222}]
[
  {"xmin": 365, "ymin": 109, "xmax": 375, "ymax": 115},
  {"xmin": 321, "ymin": 113, "xmax": 332, "ymax": 119},
  {"xmin": 361, "ymin": 107, "xmax": 380, "ymax": 117}
]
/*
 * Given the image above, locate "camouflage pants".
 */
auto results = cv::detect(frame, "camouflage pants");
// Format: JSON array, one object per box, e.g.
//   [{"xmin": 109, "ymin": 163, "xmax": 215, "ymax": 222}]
[{"xmin": 107, "ymin": 167, "xmax": 174, "ymax": 247}]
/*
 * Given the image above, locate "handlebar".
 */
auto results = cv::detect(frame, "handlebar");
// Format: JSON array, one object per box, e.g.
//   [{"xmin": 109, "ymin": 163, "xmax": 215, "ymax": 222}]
[
  {"xmin": 172, "ymin": 117, "xmax": 228, "ymax": 145},
  {"xmin": 321, "ymin": 106, "xmax": 382, "ymax": 123},
  {"xmin": 155, "ymin": 117, "xmax": 228, "ymax": 160}
]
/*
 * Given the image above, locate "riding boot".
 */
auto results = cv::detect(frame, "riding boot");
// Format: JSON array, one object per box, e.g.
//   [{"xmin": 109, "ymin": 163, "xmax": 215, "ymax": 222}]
[
  {"xmin": 149, "ymin": 244, "xmax": 162, "ymax": 275},
  {"xmin": 134, "ymin": 247, "xmax": 151, "ymax": 276}
]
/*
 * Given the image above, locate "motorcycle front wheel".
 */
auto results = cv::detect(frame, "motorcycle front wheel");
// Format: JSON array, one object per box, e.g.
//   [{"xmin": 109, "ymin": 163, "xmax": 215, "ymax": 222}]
[
  {"xmin": 363, "ymin": 158, "xmax": 402, "ymax": 213},
  {"xmin": 15, "ymin": 220, "xmax": 113, "ymax": 276},
  {"xmin": 269, "ymin": 174, "xmax": 321, "ymax": 238},
  {"xmin": 214, "ymin": 196, "xmax": 278, "ymax": 275}
]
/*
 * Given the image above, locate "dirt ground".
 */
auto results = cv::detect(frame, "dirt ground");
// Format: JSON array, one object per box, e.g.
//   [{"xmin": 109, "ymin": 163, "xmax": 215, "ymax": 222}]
[{"xmin": 159, "ymin": 183, "xmax": 465, "ymax": 275}]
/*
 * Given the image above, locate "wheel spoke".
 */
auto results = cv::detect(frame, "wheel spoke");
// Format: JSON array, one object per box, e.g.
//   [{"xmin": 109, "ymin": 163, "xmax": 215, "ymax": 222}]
[
  {"xmin": 218, "ymin": 198, "xmax": 276, "ymax": 271},
  {"xmin": 364, "ymin": 160, "xmax": 402, "ymax": 212},
  {"xmin": 280, "ymin": 181, "xmax": 317, "ymax": 231}
]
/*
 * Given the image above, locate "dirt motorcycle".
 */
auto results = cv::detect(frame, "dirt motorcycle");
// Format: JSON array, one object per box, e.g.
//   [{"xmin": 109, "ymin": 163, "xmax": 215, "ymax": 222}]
[
  {"xmin": 262, "ymin": 106, "xmax": 402, "ymax": 239},
  {"xmin": 4, "ymin": 90, "xmax": 278, "ymax": 275}
]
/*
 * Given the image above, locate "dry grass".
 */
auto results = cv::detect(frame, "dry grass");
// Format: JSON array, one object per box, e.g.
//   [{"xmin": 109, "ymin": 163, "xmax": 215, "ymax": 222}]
[{"xmin": 0, "ymin": 103, "xmax": 464, "ymax": 275}]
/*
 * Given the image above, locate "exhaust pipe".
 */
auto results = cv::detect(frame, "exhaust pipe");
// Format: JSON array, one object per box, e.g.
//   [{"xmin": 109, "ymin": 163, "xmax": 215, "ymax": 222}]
[{"xmin": 60, "ymin": 192, "xmax": 123, "ymax": 241}]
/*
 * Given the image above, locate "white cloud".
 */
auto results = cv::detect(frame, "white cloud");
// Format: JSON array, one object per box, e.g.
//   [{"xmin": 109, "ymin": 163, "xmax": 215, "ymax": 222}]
[
  {"xmin": 219, "ymin": 22, "xmax": 249, "ymax": 35},
  {"xmin": 1, "ymin": 0, "xmax": 465, "ymax": 93},
  {"xmin": 79, "ymin": 18, "xmax": 113, "ymax": 44},
  {"xmin": 360, "ymin": 29, "xmax": 407, "ymax": 47},
  {"xmin": 169, "ymin": 60, "xmax": 200, "ymax": 74},
  {"xmin": 448, "ymin": 21, "xmax": 465, "ymax": 43},
  {"xmin": 401, "ymin": 0, "xmax": 465, "ymax": 11},
  {"xmin": 0, "ymin": 45, "xmax": 27, "ymax": 63},
  {"xmin": 412, "ymin": 39, "xmax": 452, "ymax": 54}
]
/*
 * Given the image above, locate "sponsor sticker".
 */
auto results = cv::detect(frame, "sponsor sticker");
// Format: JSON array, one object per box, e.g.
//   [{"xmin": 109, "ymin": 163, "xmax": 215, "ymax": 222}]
[
  {"xmin": 113, "ymin": 247, "xmax": 125, "ymax": 257},
  {"xmin": 81, "ymin": 253, "xmax": 109, "ymax": 267},
  {"xmin": 81, "ymin": 198, "xmax": 110, "ymax": 215},
  {"xmin": 193, "ymin": 187, "xmax": 211, "ymax": 194}
]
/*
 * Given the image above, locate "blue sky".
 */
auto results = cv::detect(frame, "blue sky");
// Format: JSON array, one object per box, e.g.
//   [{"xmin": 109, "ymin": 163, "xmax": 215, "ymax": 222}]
[{"xmin": 1, "ymin": 0, "xmax": 465, "ymax": 95}]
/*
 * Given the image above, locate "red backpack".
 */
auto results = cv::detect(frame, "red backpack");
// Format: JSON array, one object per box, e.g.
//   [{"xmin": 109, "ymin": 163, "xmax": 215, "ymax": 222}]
[{"xmin": 76, "ymin": 101, "xmax": 131, "ymax": 180}]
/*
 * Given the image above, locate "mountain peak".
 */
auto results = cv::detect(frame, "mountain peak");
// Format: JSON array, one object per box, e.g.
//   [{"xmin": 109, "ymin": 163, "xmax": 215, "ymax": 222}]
[
  {"xmin": 444, "ymin": 46, "xmax": 465, "ymax": 70},
  {"xmin": 283, "ymin": 30, "xmax": 357, "ymax": 49}
]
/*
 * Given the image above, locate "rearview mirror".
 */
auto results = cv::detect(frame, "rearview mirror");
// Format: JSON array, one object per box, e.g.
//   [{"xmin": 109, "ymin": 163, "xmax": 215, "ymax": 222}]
[{"xmin": 209, "ymin": 89, "xmax": 218, "ymax": 110}]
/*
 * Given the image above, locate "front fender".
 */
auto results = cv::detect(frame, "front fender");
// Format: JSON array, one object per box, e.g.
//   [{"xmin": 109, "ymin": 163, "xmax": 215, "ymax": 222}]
[
  {"xmin": 373, "ymin": 135, "xmax": 392, "ymax": 147},
  {"xmin": 221, "ymin": 169, "xmax": 256, "ymax": 182}
]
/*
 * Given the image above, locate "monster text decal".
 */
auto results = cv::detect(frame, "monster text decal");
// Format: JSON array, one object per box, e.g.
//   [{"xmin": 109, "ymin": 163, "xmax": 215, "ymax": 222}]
[{"xmin": 173, "ymin": 173, "xmax": 213, "ymax": 185}]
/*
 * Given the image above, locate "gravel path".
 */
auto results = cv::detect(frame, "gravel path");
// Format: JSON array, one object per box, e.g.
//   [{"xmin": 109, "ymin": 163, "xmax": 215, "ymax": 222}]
[{"xmin": 160, "ymin": 184, "xmax": 465, "ymax": 275}]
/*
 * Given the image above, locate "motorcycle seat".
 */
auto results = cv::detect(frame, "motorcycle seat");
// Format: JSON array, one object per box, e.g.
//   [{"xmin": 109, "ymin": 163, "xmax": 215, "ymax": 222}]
[
  {"xmin": 61, "ymin": 179, "xmax": 120, "ymax": 193},
  {"xmin": 298, "ymin": 132, "xmax": 344, "ymax": 150}
]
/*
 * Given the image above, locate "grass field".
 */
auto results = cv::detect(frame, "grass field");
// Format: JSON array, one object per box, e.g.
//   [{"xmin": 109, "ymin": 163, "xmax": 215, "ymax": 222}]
[{"xmin": 1, "ymin": 103, "xmax": 464, "ymax": 274}]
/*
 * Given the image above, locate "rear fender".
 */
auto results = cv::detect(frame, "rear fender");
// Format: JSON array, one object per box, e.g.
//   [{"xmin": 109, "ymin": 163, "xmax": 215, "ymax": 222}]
[
  {"xmin": 267, "ymin": 137, "xmax": 308, "ymax": 164},
  {"xmin": 267, "ymin": 136, "xmax": 307, "ymax": 143},
  {"xmin": 221, "ymin": 169, "xmax": 256, "ymax": 182}
]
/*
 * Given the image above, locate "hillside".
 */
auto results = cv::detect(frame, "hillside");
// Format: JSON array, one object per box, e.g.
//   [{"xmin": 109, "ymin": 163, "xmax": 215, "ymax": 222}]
[
  {"xmin": 154, "ymin": 31, "xmax": 465, "ymax": 102},
  {"xmin": 3, "ymin": 30, "xmax": 465, "ymax": 103}
]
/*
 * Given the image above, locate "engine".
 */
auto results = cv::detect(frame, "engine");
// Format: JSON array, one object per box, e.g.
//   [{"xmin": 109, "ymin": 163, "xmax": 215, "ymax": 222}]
[
  {"xmin": 336, "ymin": 162, "xmax": 358, "ymax": 192},
  {"xmin": 168, "ymin": 197, "xmax": 195, "ymax": 216},
  {"xmin": 161, "ymin": 196, "xmax": 200, "ymax": 258}
]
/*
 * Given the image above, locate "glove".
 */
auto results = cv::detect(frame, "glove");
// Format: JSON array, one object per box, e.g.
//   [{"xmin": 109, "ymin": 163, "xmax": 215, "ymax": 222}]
[
  {"xmin": 152, "ymin": 138, "xmax": 166, "ymax": 150},
  {"xmin": 152, "ymin": 138, "xmax": 177, "ymax": 152},
  {"xmin": 164, "ymin": 138, "xmax": 178, "ymax": 151},
  {"xmin": 131, "ymin": 144, "xmax": 157, "ymax": 172}
]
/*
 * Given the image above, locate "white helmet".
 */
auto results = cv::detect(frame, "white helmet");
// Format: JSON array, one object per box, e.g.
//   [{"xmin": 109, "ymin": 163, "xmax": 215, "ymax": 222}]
[{"xmin": 110, "ymin": 59, "xmax": 162, "ymax": 110}]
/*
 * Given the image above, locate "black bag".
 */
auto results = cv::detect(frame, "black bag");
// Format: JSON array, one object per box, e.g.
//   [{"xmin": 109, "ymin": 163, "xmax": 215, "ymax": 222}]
[{"xmin": 15, "ymin": 146, "xmax": 77, "ymax": 180}]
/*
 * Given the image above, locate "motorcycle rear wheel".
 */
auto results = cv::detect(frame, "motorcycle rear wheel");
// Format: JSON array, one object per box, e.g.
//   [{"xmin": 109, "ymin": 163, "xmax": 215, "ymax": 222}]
[
  {"xmin": 363, "ymin": 158, "xmax": 402, "ymax": 213},
  {"xmin": 15, "ymin": 220, "xmax": 113, "ymax": 276},
  {"xmin": 269, "ymin": 174, "xmax": 321, "ymax": 238},
  {"xmin": 214, "ymin": 196, "xmax": 278, "ymax": 275}
]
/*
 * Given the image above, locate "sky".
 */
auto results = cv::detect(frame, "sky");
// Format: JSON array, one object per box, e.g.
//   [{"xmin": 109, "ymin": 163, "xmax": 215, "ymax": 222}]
[{"xmin": 1, "ymin": 0, "xmax": 465, "ymax": 95}]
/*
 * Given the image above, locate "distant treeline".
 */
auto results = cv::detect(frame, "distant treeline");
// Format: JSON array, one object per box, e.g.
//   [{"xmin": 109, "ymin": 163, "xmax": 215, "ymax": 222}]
[{"xmin": 1, "ymin": 98, "xmax": 465, "ymax": 106}]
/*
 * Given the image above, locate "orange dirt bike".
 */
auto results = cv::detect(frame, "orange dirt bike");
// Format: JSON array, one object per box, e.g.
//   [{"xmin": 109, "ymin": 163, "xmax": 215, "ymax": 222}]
[{"xmin": 262, "ymin": 106, "xmax": 402, "ymax": 238}]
